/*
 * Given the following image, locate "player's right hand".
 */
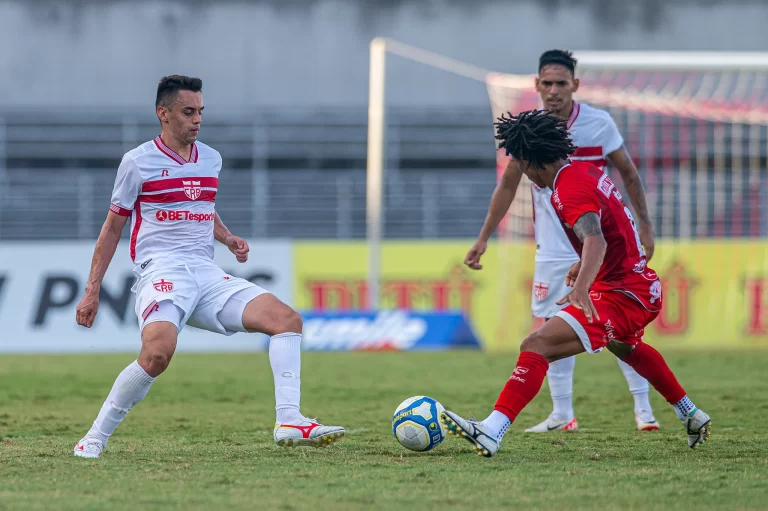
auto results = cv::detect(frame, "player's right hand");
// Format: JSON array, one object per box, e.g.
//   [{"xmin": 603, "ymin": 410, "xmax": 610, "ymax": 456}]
[
  {"xmin": 464, "ymin": 240, "xmax": 487, "ymax": 270},
  {"xmin": 564, "ymin": 261, "xmax": 581, "ymax": 287},
  {"xmin": 556, "ymin": 286, "xmax": 600, "ymax": 324},
  {"xmin": 76, "ymin": 291, "xmax": 100, "ymax": 328}
]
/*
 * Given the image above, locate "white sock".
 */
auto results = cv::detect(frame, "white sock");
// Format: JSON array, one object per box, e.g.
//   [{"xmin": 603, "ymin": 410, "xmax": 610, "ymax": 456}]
[
  {"xmin": 482, "ymin": 410, "xmax": 511, "ymax": 442},
  {"xmin": 547, "ymin": 356, "xmax": 576, "ymax": 421},
  {"xmin": 87, "ymin": 360, "xmax": 156, "ymax": 444},
  {"xmin": 673, "ymin": 395, "xmax": 696, "ymax": 420},
  {"xmin": 269, "ymin": 332, "xmax": 303, "ymax": 423},
  {"xmin": 617, "ymin": 358, "xmax": 653, "ymax": 419}
]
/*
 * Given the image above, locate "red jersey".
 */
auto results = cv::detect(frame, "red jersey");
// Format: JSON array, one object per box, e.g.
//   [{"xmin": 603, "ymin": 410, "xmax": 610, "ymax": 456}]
[{"xmin": 550, "ymin": 161, "xmax": 662, "ymax": 312}]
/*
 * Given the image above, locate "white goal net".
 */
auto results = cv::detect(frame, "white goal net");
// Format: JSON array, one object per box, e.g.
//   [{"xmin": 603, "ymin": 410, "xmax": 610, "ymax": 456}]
[
  {"xmin": 487, "ymin": 52, "xmax": 768, "ymax": 346},
  {"xmin": 367, "ymin": 40, "xmax": 768, "ymax": 349}
]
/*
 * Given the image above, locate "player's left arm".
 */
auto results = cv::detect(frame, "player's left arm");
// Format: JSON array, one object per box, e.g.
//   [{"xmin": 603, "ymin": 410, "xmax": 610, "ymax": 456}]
[
  {"xmin": 570, "ymin": 213, "xmax": 607, "ymax": 290},
  {"xmin": 556, "ymin": 212, "xmax": 606, "ymax": 323},
  {"xmin": 607, "ymin": 147, "xmax": 655, "ymax": 261},
  {"xmin": 214, "ymin": 212, "xmax": 249, "ymax": 263},
  {"xmin": 554, "ymin": 176, "xmax": 607, "ymax": 322}
]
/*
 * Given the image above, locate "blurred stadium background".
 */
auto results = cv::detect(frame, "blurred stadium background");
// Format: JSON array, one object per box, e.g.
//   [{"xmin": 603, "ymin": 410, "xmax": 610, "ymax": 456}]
[
  {"xmin": 4, "ymin": 2, "xmax": 768, "ymax": 510},
  {"xmin": 1, "ymin": 0, "xmax": 768, "ymax": 353}
]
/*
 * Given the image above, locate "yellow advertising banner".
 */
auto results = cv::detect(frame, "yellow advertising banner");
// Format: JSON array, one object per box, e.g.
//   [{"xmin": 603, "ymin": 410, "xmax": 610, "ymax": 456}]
[{"xmin": 293, "ymin": 241, "xmax": 768, "ymax": 351}]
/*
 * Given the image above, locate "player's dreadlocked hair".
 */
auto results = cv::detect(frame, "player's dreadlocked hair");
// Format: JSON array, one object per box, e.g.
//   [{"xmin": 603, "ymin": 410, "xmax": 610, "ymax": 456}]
[
  {"xmin": 539, "ymin": 49, "xmax": 577, "ymax": 75},
  {"xmin": 494, "ymin": 109, "xmax": 577, "ymax": 169}
]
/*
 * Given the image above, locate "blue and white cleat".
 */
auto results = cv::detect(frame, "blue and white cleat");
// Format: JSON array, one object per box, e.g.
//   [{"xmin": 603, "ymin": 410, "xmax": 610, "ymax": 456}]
[
  {"xmin": 684, "ymin": 408, "xmax": 711, "ymax": 448},
  {"xmin": 440, "ymin": 410, "xmax": 499, "ymax": 458}
]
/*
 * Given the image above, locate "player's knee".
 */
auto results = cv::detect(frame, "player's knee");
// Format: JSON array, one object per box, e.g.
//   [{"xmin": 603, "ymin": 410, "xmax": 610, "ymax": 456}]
[
  {"xmin": 148, "ymin": 351, "xmax": 172, "ymax": 372},
  {"xmin": 276, "ymin": 307, "xmax": 303, "ymax": 334},
  {"xmin": 607, "ymin": 340, "xmax": 633, "ymax": 359},
  {"xmin": 139, "ymin": 325, "xmax": 176, "ymax": 376},
  {"xmin": 520, "ymin": 331, "xmax": 546, "ymax": 355},
  {"xmin": 138, "ymin": 350, "xmax": 173, "ymax": 377}
]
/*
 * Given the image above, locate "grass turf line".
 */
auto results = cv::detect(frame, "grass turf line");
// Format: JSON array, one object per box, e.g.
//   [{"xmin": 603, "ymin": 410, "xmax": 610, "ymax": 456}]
[{"xmin": 1, "ymin": 349, "xmax": 767, "ymax": 510}]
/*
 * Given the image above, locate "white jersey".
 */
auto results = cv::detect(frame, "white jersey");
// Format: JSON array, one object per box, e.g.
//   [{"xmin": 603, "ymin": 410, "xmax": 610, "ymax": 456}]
[
  {"xmin": 109, "ymin": 136, "xmax": 221, "ymax": 268},
  {"xmin": 532, "ymin": 103, "xmax": 624, "ymax": 262}
]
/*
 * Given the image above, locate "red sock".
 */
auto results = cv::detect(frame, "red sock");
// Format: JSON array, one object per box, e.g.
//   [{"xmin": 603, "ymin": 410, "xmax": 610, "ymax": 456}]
[
  {"xmin": 494, "ymin": 351, "xmax": 549, "ymax": 422},
  {"xmin": 622, "ymin": 343, "xmax": 686, "ymax": 404}
]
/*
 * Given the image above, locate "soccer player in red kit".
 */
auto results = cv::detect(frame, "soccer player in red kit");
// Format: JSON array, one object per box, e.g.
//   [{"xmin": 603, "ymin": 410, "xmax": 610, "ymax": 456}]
[
  {"xmin": 441, "ymin": 110, "xmax": 711, "ymax": 457},
  {"xmin": 467, "ymin": 50, "xmax": 659, "ymax": 433}
]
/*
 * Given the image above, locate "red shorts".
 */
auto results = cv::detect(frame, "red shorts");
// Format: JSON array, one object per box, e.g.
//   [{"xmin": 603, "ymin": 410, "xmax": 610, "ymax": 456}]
[{"xmin": 555, "ymin": 291, "xmax": 660, "ymax": 353}]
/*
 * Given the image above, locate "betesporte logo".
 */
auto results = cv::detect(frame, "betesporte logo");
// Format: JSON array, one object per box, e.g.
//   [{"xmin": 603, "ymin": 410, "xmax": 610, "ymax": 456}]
[{"xmin": 155, "ymin": 210, "xmax": 215, "ymax": 222}]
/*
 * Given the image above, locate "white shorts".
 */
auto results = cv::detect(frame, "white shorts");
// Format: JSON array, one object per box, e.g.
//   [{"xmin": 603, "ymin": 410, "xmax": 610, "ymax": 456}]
[
  {"xmin": 531, "ymin": 259, "xmax": 579, "ymax": 319},
  {"xmin": 132, "ymin": 261, "xmax": 269, "ymax": 335}
]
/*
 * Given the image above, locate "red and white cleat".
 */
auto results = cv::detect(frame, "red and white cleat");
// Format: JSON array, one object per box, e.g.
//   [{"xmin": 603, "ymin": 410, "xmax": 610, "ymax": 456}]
[
  {"xmin": 524, "ymin": 416, "xmax": 579, "ymax": 433},
  {"xmin": 636, "ymin": 415, "xmax": 660, "ymax": 431},
  {"xmin": 73, "ymin": 437, "xmax": 104, "ymax": 459},
  {"xmin": 273, "ymin": 418, "xmax": 345, "ymax": 448}
]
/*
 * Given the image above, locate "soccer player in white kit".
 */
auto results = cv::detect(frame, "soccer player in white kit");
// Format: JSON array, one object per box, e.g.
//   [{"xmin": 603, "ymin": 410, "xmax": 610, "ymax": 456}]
[
  {"xmin": 465, "ymin": 50, "xmax": 660, "ymax": 432},
  {"xmin": 72, "ymin": 75, "xmax": 344, "ymax": 458}
]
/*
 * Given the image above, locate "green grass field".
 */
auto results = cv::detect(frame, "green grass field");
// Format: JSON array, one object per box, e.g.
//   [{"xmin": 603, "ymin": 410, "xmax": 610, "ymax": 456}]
[{"xmin": 1, "ymin": 349, "xmax": 767, "ymax": 510}]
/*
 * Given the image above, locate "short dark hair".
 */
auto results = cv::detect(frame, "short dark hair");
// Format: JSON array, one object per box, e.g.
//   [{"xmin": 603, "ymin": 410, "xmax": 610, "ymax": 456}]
[
  {"xmin": 155, "ymin": 75, "xmax": 203, "ymax": 108},
  {"xmin": 539, "ymin": 49, "xmax": 577, "ymax": 75},
  {"xmin": 494, "ymin": 109, "xmax": 577, "ymax": 169}
]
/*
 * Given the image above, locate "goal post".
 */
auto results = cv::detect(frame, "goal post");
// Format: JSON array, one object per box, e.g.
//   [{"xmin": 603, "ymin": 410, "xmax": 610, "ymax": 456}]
[
  {"xmin": 365, "ymin": 38, "xmax": 492, "ymax": 309},
  {"xmin": 575, "ymin": 51, "xmax": 768, "ymax": 70}
]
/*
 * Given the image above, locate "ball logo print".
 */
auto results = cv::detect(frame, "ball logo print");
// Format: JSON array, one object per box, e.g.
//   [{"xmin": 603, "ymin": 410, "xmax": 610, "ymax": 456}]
[
  {"xmin": 392, "ymin": 396, "xmax": 447, "ymax": 452},
  {"xmin": 182, "ymin": 180, "xmax": 202, "ymax": 200}
]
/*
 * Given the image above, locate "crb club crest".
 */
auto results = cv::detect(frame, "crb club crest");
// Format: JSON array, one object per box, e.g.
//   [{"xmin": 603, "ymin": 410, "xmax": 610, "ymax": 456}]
[
  {"xmin": 533, "ymin": 282, "xmax": 549, "ymax": 301},
  {"xmin": 182, "ymin": 180, "xmax": 202, "ymax": 200},
  {"xmin": 152, "ymin": 279, "xmax": 174, "ymax": 292}
]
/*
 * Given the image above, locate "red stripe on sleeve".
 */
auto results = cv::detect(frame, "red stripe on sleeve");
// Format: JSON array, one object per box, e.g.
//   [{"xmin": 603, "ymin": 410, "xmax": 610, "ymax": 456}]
[
  {"xmin": 109, "ymin": 203, "xmax": 132, "ymax": 216},
  {"xmin": 571, "ymin": 146, "xmax": 604, "ymax": 157}
]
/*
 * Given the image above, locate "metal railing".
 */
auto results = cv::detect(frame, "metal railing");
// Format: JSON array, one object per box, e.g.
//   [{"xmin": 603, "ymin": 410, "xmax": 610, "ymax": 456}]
[{"xmin": 0, "ymin": 108, "xmax": 766, "ymax": 240}]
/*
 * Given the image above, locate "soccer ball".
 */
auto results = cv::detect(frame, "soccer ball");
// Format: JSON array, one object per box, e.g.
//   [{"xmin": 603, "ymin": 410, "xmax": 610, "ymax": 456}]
[{"xmin": 392, "ymin": 396, "xmax": 447, "ymax": 452}]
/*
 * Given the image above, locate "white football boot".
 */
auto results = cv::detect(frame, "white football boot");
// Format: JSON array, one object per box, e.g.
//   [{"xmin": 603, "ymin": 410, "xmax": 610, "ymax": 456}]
[
  {"xmin": 635, "ymin": 414, "xmax": 660, "ymax": 431},
  {"xmin": 273, "ymin": 418, "xmax": 345, "ymax": 448},
  {"xmin": 73, "ymin": 437, "xmax": 105, "ymax": 459},
  {"xmin": 525, "ymin": 415, "xmax": 579, "ymax": 433},
  {"xmin": 440, "ymin": 410, "xmax": 500, "ymax": 458},
  {"xmin": 683, "ymin": 408, "xmax": 711, "ymax": 448}
]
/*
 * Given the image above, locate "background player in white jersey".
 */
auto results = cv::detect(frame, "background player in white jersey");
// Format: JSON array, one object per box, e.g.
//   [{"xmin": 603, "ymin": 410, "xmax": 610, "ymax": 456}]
[
  {"xmin": 465, "ymin": 50, "xmax": 659, "ymax": 432},
  {"xmin": 72, "ymin": 75, "xmax": 344, "ymax": 458}
]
